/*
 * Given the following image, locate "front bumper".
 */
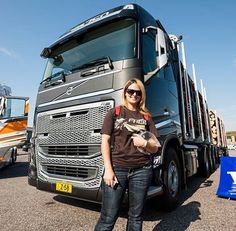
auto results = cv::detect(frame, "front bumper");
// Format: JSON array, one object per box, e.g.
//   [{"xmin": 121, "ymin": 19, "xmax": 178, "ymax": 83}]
[
  {"xmin": 36, "ymin": 178, "xmax": 101, "ymax": 202},
  {"xmin": 28, "ymin": 162, "xmax": 102, "ymax": 202}
]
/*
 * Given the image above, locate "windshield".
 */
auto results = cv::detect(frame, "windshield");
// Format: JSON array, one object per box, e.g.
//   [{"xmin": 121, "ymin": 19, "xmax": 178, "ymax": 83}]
[
  {"xmin": 42, "ymin": 19, "xmax": 136, "ymax": 80},
  {"xmin": 0, "ymin": 98, "xmax": 25, "ymax": 119}
]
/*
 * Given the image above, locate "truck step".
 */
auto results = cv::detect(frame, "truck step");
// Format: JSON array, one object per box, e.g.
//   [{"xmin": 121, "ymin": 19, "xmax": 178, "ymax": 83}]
[{"xmin": 147, "ymin": 186, "xmax": 163, "ymax": 198}]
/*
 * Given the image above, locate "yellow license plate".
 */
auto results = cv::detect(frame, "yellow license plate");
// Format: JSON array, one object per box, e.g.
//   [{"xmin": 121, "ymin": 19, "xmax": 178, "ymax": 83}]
[{"xmin": 56, "ymin": 182, "xmax": 72, "ymax": 193}]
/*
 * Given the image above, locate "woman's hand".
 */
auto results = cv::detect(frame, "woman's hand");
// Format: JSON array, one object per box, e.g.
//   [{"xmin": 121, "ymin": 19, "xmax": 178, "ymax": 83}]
[
  {"xmin": 132, "ymin": 133, "xmax": 160, "ymax": 154},
  {"xmin": 103, "ymin": 168, "xmax": 118, "ymax": 187},
  {"xmin": 131, "ymin": 133, "xmax": 146, "ymax": 148}
]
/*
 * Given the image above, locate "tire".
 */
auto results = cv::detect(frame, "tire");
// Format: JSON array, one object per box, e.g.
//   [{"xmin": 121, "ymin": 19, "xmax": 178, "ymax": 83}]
[
  {"xmin": 208, "ymin": 147, "xmax": 214, "ymax": 173},
  {"xmin": 198, "ymin": 146, "xmax": 210, "ymax": 177},
  {"xmin": 159, "ymin": 148, "xmax": 181, "ymax": 211},
  {"xmin": 11, "ymin": 148, "xmax": 17, "ymax": 164},
  {"xmin": 210, "ymin": 146, "xmax": 216, "ymax": 172},
  {"xmin": 215, "ymin": 148, "xmax": 220, "ymax": 164}
]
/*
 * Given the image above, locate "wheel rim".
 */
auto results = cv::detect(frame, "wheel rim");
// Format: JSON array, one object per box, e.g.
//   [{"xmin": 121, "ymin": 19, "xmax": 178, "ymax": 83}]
[{"xmin": 167, "ymin": 160, "xmax": 179, "ymax": 197}]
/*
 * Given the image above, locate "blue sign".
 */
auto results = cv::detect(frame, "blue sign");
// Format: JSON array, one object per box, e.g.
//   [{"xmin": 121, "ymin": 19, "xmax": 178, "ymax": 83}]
[{"xmin": 216, "ymin": 156, "xmax": 236, "ymax": 200}]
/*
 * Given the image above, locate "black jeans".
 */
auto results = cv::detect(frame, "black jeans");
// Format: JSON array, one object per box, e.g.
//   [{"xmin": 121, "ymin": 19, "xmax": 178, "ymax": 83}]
[{"xmin": 94, "ymin": 165, "xmax": 152, "ymax": 231}]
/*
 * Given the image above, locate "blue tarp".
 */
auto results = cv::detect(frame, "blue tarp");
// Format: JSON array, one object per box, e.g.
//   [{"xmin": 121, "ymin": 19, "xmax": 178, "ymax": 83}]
[{"xmin": 216, "ymin": 156, "xmax": 236, "ymax": 200}]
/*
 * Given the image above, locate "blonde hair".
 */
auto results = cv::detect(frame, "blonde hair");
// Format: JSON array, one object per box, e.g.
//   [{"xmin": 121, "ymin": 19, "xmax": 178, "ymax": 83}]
[{"xmin": 121, "ymin": 78, "xmax": 149, "ymax": 115}]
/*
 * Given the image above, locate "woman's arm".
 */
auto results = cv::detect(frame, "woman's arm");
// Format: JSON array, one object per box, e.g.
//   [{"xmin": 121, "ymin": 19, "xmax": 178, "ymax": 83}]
[
  {"xmin": 145, "ymin": 136, "xmax": 160, "ymax": 153},
  {"xmin": 132, "ymin": 134, "xmax": 160, "ymax": 154},
  {"xmin": 101, "ymin": 134, "xmax": 117, "ymax": 187}
]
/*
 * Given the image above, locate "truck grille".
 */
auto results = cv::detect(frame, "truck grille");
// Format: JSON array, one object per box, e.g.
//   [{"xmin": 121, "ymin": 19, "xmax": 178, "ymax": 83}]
[
  {"xmin": 37, "ymin": 152, "xmax": 104, "ymax": 188},
  {"xmin": 35, "ymin": 101, "xmax": 113, "ymax": 189},
  {"xmin": 43, "ymin": 165, "xmax": 98, "ymax": 180},
  {"xmin": 36, "ymin": 101, "xmax": 113, "ymax": 145},
  {"xmin": 40, "ymin": 145, "xmax": 100, "ymax": 157}
]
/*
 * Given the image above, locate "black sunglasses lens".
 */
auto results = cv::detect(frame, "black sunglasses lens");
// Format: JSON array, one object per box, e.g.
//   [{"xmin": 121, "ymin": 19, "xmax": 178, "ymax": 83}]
[
  {"xmin": 135, "ymin": 90, "xmax": 142, "ymax": 96},
  {"xmin": 127, "ymin": 89, "xmax": 141, "ymax": 96}
]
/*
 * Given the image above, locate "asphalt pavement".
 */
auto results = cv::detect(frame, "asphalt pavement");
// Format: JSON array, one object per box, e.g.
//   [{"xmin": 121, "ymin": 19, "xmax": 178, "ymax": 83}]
[{"xmin": 0, "ymin": 150, "xmax": 235, "ymax": 231}]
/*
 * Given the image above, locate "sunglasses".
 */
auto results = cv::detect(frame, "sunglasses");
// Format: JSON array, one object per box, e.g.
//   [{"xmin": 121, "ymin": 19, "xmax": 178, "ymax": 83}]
[{"xmin": 126, "ymin": 88, "xmax": 142, "ymax": 96}]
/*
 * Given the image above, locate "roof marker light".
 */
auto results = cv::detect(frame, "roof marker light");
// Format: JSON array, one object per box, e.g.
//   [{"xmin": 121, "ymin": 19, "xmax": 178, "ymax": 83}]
[{"xmin": 123, "ymin": 4, "xmax": 134, "ymax": 10}]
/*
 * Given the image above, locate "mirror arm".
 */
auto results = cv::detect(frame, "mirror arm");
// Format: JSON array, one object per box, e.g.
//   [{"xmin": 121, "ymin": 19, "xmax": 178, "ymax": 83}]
[{"xmin": 142, "ymin": 26, "xmax": 158, "ymax": 33}]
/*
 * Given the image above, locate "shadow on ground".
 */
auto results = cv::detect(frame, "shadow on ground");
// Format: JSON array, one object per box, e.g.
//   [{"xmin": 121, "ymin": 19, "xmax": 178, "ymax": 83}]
[
  {"xmin": 142, "ymin": 172, "xmax": 215, "ymax": 230},
  {"xmin": 53, "ymin": 169, "xmax": 217, "ymax": 231},
  {"xmin": 0, "ymin": 155, "xmax": 29, "ymax": 179},
  {"xmin": 150, "ymin": 201, "xmax": 201, "ymax": 231},
  {"xmin": 53, "ymin": 195, "xmax": 101, "ymax": 212}
]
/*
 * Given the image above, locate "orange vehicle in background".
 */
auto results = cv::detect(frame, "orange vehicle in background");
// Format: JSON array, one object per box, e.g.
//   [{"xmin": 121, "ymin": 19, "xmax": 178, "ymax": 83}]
[{"xmin": 0, "ymin": 84, "xmax": 29, "ymax": 169}]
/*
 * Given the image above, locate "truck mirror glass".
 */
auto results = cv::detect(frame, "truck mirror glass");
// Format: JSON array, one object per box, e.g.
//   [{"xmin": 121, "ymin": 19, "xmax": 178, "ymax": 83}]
[
  {"xmin": 157, "ymin": 28, "xmax": 167, "ymax": 69},
  {"xmin": 155, "ymin": 36, "xmax": 158, "ymax": 53},
  {"xmin": 142, "ymin": 26, "xmax": 159, "ymax": 52},
  {"xmin": 24, "ymin": 99, "xmax": 29, "ymax": 116}
]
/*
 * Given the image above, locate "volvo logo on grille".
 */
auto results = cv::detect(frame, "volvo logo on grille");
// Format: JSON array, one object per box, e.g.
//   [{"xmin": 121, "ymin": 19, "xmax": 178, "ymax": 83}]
[{"xmin": 66, "ymin": 86, "xmax": 74, "ymax": 95}]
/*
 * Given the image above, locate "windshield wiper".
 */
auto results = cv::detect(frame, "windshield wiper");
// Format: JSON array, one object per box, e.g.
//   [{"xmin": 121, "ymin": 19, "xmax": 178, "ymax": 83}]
[
  {"xmin": 71, "ymin": 56, "xmax": 113, "ymax": 72},
  {"xmin": 40, "ymin": 71, "xmax": 66, "ymax": 85}
]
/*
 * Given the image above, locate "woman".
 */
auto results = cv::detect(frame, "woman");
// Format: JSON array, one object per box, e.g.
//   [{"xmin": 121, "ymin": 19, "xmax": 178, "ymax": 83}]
[{"xmin": 94, "ymin": 79, "xmax": 160, "ymax": 231}]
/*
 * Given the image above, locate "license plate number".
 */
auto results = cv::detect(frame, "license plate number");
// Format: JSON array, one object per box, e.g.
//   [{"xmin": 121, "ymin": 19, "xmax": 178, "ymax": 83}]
[{"xmin": 56, "ymin": 182, "xmax": 72, "ymax": 193}]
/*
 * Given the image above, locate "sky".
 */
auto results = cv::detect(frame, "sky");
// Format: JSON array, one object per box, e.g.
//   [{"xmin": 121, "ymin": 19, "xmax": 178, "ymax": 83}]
[{"xmin": 0, "ymin": 0, "xmax": 235, "ymax": 131}]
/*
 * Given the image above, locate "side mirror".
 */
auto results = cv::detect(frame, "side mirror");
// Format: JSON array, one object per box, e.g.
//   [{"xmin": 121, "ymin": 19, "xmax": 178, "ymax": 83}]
[
  {"xmin": 142, "ymin": 26, "xmax": 167, "ymax": 61},
  {"xmin": 24, "ymin": 99, "xmax": 29, "ymax": 116},
  {"xmin": 156, "ymin": 28, "xmax": 168, "ymax": 69},
  {"xmin": 142, "ymin": 26, "xmax": 168, "ymax": 81}
]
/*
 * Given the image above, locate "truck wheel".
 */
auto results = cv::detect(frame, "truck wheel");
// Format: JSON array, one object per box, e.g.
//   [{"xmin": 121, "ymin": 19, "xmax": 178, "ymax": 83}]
[
  {"xmin": 208, "ymin": 147, "xmax": 214, "ymax": 173},
  {"xmin": 210, "ymin": 147, "xmax": 216, "ymax": 172},
  {"xmin": 159, "ymin": 148, "xmax": 181, "ymax": 211},
  {"xmin": 198, "ymin": 147, "xmax": 210, "ymax": 177},
  {"xmin": 215, "ymin": 148, "xmax": 220, "ymax": 164},
  {"xmin": 11, "ymin": 148, "xmax": 17, "ymax": 164}
]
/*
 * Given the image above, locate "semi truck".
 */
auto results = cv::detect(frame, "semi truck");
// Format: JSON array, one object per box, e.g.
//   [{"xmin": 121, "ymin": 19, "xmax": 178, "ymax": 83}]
[
  {"xmin": 28, "ymin": 4, "xmax": 227, "ymax": 210},
  {"xmin": 0, "ymin": 84, "xmax": 29, "ymax": 169}
]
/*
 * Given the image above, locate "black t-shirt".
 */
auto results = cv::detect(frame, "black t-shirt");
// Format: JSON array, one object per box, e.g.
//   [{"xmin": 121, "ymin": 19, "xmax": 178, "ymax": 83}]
[{"xmin": 101, "ymin": 106, "xmax": 158, "ymax": 168}]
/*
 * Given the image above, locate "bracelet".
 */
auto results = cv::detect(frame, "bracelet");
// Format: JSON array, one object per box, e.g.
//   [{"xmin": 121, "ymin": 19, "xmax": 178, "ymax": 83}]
[{"xmin": 142, "ymin": 140, "xmax": 148, "ymax": 148}]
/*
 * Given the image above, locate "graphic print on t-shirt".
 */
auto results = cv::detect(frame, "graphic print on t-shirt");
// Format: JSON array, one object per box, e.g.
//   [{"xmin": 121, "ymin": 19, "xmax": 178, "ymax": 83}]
[{"xmin": 114, "ymin": 117, "xmax": 146, "ymax": 133}]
